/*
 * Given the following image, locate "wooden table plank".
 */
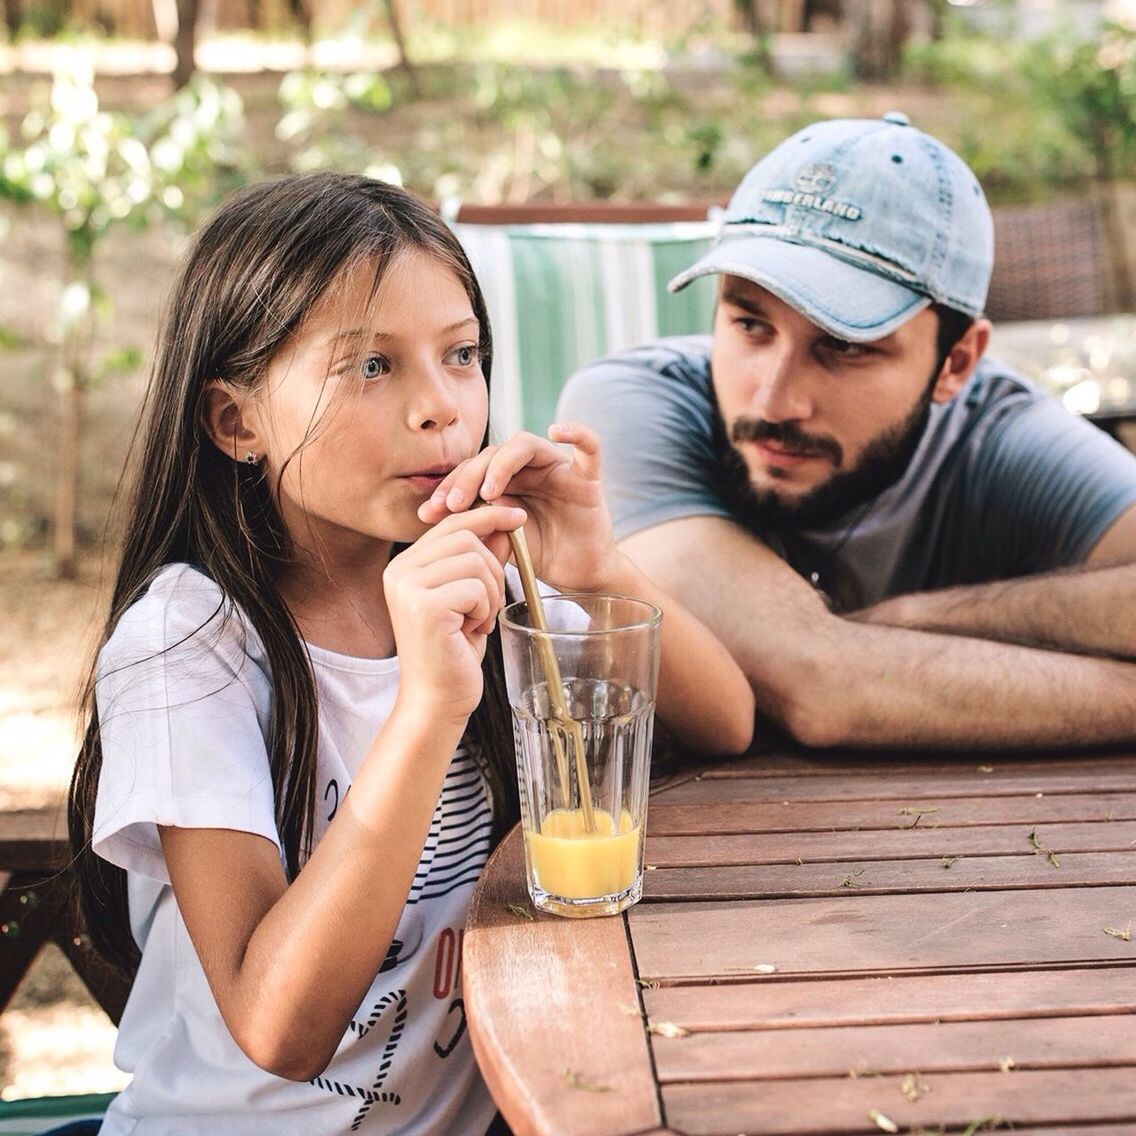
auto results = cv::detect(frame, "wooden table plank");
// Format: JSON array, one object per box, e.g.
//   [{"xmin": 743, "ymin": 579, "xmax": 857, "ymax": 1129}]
[
  {"xmin": 646, "ymin": 820, "xmax": 1136, "ymax": 867},
  {"xmin": 649, "ymin": 1014, "xmax": 1136, "ymax": 1081},
  {"xmin": 642, "ymin": 966, "xmax": 1136, "ymax": 1030},
  {"xmin": 463, "ymin": 829, "xmax": 660, "ymax": 1136},
  {"xmin": 642, "ymin": 850, "xmax": 1135, "ymax": 900},
  {"xmin": 657, "ymin": 768, "xmax": 1136, "ymax": 804},
  {"xmin": 648, "ymin": 792, "xmax": 1136, "ymax": 835},
  {"xmin": 630, "ymin": 888, "xmax": 1136, "ymax": 979},
  {"xmin": 662, "ymin": 1068, "xmax": 1136, "ymax": 1135},
  {"xmin": 702, "ymin": 752, "xmax": 1136, "ymax": 779}
]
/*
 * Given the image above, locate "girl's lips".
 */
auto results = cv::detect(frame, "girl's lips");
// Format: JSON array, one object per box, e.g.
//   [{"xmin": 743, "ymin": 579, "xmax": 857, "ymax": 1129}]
[
  {"xmin": 402, "ymin": 467, "xmax": 455, "ymax": 493},
  {"xmin": 404, "ymin": 473, "xmax": 448, "ymax": 492}
]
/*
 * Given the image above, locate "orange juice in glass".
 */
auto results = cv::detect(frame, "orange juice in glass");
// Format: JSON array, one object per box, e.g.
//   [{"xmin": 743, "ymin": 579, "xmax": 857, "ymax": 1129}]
[{"xmin": 500, "ymin": 594, "xmax": 660, "ymax": 918}]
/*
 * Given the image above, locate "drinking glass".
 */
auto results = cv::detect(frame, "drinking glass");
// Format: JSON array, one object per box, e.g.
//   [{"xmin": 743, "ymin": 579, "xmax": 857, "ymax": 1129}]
[{"xmin": 499, "ymin": 594, "xmax": 661, "ymax": 918}]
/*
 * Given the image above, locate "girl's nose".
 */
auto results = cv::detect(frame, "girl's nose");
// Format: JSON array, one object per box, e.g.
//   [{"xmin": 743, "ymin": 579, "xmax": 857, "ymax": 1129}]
[{"xmin": 411, "ymin": 366, "xmax": 461, "ymax": 432}]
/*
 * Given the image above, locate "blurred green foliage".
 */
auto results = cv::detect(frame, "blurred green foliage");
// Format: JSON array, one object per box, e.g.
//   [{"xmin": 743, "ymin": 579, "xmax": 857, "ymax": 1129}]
[
  {"xmin": 1021, "ymin": 22, "xmax": 1136, "ymax": 181},
  {"xmin": 0, "ymin": 60, "xmax": 246, "ymax": 571},
  {"xmin": 0, "ymin": 62, "xmax": 245, "ymax": 261},
  {"xmin": 902, "ymin": 18, "xmax": 1136, "ymax": 202}
]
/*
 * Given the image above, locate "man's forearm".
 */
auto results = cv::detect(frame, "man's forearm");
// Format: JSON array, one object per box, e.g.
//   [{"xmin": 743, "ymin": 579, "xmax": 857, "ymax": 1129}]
[
  {"xmin": 623, "ymin": 518, "xmax": 1136, "ymax": 752},
  {"xmin": 853, "ymin": 563, "xmax": 1136, "ymax": 660},
  {"xmin": 753, "ymin": 614, "xmax": 1136, "ymax": 750}
]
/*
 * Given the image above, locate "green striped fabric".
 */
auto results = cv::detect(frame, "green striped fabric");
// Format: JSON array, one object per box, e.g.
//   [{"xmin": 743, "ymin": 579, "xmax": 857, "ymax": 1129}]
[
  {"xmin": 451, "ymin": 220, "xmax": 717, "ymax": 437},
  {"xmin": 0, "ymin": 1092, "xmax": 114, "ymax": 1134}
]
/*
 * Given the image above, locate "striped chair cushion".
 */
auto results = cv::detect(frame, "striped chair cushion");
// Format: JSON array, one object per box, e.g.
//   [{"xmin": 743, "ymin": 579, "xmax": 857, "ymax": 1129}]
[
  {"xmin": 0, "ymin": 1093, "xmax": 114, "ymax": 1135},
  {"xmin": 451, "ymin": 220, "xmax": 717, "ymax": 436}
]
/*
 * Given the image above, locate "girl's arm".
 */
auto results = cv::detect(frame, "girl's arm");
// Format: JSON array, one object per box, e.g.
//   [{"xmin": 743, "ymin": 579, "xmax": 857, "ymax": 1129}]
[
  {"xmin": 161, "ymin": 505, "xmax": 523, "ymax": 1081},
  {"xmin": 419, "ymin": 424, "xmax": 755, "ymax": 755}
]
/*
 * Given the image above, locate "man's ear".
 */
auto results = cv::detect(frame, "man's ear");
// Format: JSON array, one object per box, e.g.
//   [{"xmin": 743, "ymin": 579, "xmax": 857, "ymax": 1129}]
[
  {"xmin": 201, "ymin": 380, "xmax": 263, "ymax": 462},
  {"xmin": 932, "ymin": 317, "xmax": 991, "ymax": 403}
]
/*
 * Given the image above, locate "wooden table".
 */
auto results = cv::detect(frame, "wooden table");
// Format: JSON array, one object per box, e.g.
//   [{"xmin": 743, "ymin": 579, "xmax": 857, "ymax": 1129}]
[{"xmin": 464, "ymin": 749, "xmax": 1136, "ymax": 1136}]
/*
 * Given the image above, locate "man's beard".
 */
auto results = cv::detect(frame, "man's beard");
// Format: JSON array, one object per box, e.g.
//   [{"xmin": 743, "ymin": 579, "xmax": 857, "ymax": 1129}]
[{"xmin": 712, "ymin": 380, "xmax": 935, "ymax": 530}]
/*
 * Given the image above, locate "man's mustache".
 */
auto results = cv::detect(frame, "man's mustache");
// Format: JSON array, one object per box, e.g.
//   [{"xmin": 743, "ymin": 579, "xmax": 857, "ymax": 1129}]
[{"xmin": 730, "ymin": 417, "xmax": 843, "ymax": 467}]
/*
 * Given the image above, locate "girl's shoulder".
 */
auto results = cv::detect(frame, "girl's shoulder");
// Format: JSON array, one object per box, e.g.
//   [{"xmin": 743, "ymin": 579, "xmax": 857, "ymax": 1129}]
[{"xmin": 102, "ymin": 563, "xmax": 266, "ymax": 674}]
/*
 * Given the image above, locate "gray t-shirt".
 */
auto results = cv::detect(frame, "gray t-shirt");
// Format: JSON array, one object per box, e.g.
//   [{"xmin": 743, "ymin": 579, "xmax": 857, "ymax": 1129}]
[{"xmin": 557, "ymin": 335, "xmax": 1136, "ymax": 612}]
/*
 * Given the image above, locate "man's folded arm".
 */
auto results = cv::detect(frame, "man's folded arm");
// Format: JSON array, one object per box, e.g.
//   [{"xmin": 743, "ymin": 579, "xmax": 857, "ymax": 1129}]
[
  {"xmin": 850, "ymin": 503, "xmax": 1136, "ymax": 659},
  {"xmin": 620, "ymin": 514, "xmax": 1136, "ymax": 750}
]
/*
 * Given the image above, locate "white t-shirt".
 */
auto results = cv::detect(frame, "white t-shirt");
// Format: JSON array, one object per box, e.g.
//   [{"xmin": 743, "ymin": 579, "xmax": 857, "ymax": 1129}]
[{"xmin": 92, "ymin": 564, "xmax": 498, "ymax": 1136}]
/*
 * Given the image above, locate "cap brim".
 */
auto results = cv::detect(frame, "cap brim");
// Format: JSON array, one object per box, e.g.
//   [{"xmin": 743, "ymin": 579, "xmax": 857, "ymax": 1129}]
[{"xmin": 669, "ymin": 236, "xmax": 930, "ymax": 343}]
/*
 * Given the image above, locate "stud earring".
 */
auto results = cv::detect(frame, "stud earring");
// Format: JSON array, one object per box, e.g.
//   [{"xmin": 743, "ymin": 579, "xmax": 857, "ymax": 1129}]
[{"xmin": 244, "ymin": 451, "xmax": 260, "ymax": 466}]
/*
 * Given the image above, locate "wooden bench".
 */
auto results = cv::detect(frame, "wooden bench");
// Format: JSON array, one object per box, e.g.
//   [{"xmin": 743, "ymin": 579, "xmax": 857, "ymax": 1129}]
[{"xmin": 0, "ymin": 808, "xmax": 130, "ymax": 1024}]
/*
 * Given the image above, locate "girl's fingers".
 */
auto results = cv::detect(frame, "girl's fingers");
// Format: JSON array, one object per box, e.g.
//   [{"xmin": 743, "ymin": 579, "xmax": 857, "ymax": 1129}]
[
  {"xmin": 419, "ymin": 504, "xmax": 526, "ymax": 549},
  {"xmin": 476, "ymin": 433, "xmax": 553, "ymax": 501},
  {"xmin": 418, "ymin": 432, "xmax": 565, "ymax": 521},
  {"xmin": 429, "ymin": 451, "xmax": 500, "ymax": 514},
  {"xmin": 411, "ymin": 550, "xmax": 506, "ymax": 609},
  {"xmin": 548, "ymin": 421, "xmax": 602, "ymax": 480}
]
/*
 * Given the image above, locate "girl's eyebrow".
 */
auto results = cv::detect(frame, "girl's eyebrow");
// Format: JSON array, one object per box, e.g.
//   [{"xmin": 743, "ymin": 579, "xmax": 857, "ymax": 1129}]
[{"xmin": 324, "ymin": 317, "xmax": 480, "ymax": 349}]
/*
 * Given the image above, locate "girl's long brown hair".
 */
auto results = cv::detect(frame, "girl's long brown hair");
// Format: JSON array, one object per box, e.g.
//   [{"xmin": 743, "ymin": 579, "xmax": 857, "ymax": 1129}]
[{"xmin": 68, "ymin": 173, "xmax": 518, "ymax": 975}]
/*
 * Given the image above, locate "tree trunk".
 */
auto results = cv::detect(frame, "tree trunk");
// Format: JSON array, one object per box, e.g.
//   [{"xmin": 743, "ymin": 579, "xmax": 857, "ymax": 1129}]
[
  {"xmin": 383, "ymin": 0, "xmax": 421, "ymax": 99},
  {"xmin": 172, "ymin": 0, "xmax": 199, "ymax": 90},
  {"xmin": 2, "ymin": 0, "xmax": 21, "ymax": 40},
  {"xmin": 847, "ymin": 0, "xmax": 910, "ymax": 79},
  {"xmin": 51, "ymin": 251, "xmax": 96, "ymax": 581},
  {"xmin": 1096, "ymin": 178, "xmax": 1136, "ymax": 313}
]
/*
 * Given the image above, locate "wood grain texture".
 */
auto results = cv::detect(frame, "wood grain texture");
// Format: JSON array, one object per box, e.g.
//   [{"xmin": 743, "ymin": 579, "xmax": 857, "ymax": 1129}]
[
  {"xmin": 629, "ymin": 888, "xmax": 1136, "ymax": 978},
  {"xmin": 648, "ymin": 1013, "xmax": 1136, "ymax": 1081},
  {"xmin": 655, "ymin": 768, "xmax": 1136, "ymax": 805},
  {"xmin": 700, "ymin": 753, "xmax": 1136, "ymax": 780},
  {"xmin": 662, "ymin": 1068, "xmax": 1136, "ymax": 1135},
  {"xmin": 645, "ymin": 820, "xmax": 1136, "ymax": 867},
  {"xmin": 464, "ymin": 827, "xmax": 661, "ymax": 1136},
  {"xmin": 641, "ymin": 966, "xmax": 1136, "ymax": 1030},
  {"xmin": 647, "ymin": 792, "xmax": 1136, "ymax": 835},
  {"xmin": 641, "ymin": 851, "xmax": 1136, "ymax": 900}
]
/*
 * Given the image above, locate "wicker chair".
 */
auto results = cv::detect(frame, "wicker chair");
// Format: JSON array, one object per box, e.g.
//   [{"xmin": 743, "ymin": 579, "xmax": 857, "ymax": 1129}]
[{"xmin": 985, "ymin": 199, "xmax": 1110, "ymax": 322}]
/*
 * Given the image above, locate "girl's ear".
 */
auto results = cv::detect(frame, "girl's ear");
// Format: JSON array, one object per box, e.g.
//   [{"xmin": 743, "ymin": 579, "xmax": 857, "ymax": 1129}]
[
  {"xmin": 201, "ymin": 380, "xmax": 264, "ymax": 462},
  {"xmin": 932, "ymin": 317, "xmax": 991, "ymax": 404}
]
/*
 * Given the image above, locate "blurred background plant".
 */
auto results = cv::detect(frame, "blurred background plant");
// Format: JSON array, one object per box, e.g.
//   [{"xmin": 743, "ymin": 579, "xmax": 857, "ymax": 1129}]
[
  {"xmin": 0, "ymin": 0, "xmax": 1132, "ymax": 575},
  {"xmin": 0, "ymin": 60, "xmax": 245, "ymax": 574}
]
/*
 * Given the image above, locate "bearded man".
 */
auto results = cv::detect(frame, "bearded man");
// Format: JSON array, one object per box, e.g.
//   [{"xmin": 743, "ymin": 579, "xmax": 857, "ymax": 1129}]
[{"xmin": 556, "ymin": 113, "xmax": 1136, "ymax": 749}]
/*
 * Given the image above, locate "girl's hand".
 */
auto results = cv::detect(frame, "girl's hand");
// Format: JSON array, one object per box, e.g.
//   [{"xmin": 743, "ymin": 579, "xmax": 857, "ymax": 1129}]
[
  {"xmin": 417, "ymin": 423, "xmax": 621, "ymax": 593},
  {"xmin": 384, "ymin": 505, "xmax": 525, "ymax": 726}
]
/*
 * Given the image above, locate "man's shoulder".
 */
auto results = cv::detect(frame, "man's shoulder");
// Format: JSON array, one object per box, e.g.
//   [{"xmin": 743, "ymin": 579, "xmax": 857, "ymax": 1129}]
[
  {"xmin": 569, "ymin": 334, "xmax": 713, "ymax": 385},
  {"xmin": 558, "ymin": 335, "xmax": 714, "ymax": 418}
]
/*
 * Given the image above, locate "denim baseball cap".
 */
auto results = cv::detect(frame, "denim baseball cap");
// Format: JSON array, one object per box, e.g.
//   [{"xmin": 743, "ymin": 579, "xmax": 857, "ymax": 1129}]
[{"xmin": 669, "ymin": 113, "xmax": 994, "ymax": 342}]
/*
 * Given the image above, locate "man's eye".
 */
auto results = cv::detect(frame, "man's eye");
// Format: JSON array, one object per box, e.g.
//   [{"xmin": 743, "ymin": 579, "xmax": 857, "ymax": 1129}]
[
  {"xmin": 361, "ymin": 355, "xmax": 389, "ymax": 379},
  {"xmin": 735, "ymin": 317, "xmax": 766, "ymax": 335},
  {"xmin": 824, "ymin": 338, "xmax": 869, "ymax": 358}
]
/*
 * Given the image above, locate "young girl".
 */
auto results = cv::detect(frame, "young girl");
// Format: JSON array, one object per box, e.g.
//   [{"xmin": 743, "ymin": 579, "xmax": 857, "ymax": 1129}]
[{"xmin": 68, "ymin": 172, "xmax": 754, "ymax": 1135}]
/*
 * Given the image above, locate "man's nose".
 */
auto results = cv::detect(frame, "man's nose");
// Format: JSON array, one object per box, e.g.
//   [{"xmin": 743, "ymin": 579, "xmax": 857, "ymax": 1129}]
[{"xmin": 751, "ymin": 345, "xmax": 812, "ymax": 423}]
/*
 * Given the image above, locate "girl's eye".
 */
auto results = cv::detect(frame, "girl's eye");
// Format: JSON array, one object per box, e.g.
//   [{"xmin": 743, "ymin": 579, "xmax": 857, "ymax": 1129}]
[
  {"xmin": 445, "ymin": 344, "xmax": 479, "ymax": 368},
  {"xmin": 361, "ymin": 354, "xmax": 390, "ymax": 380}
]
